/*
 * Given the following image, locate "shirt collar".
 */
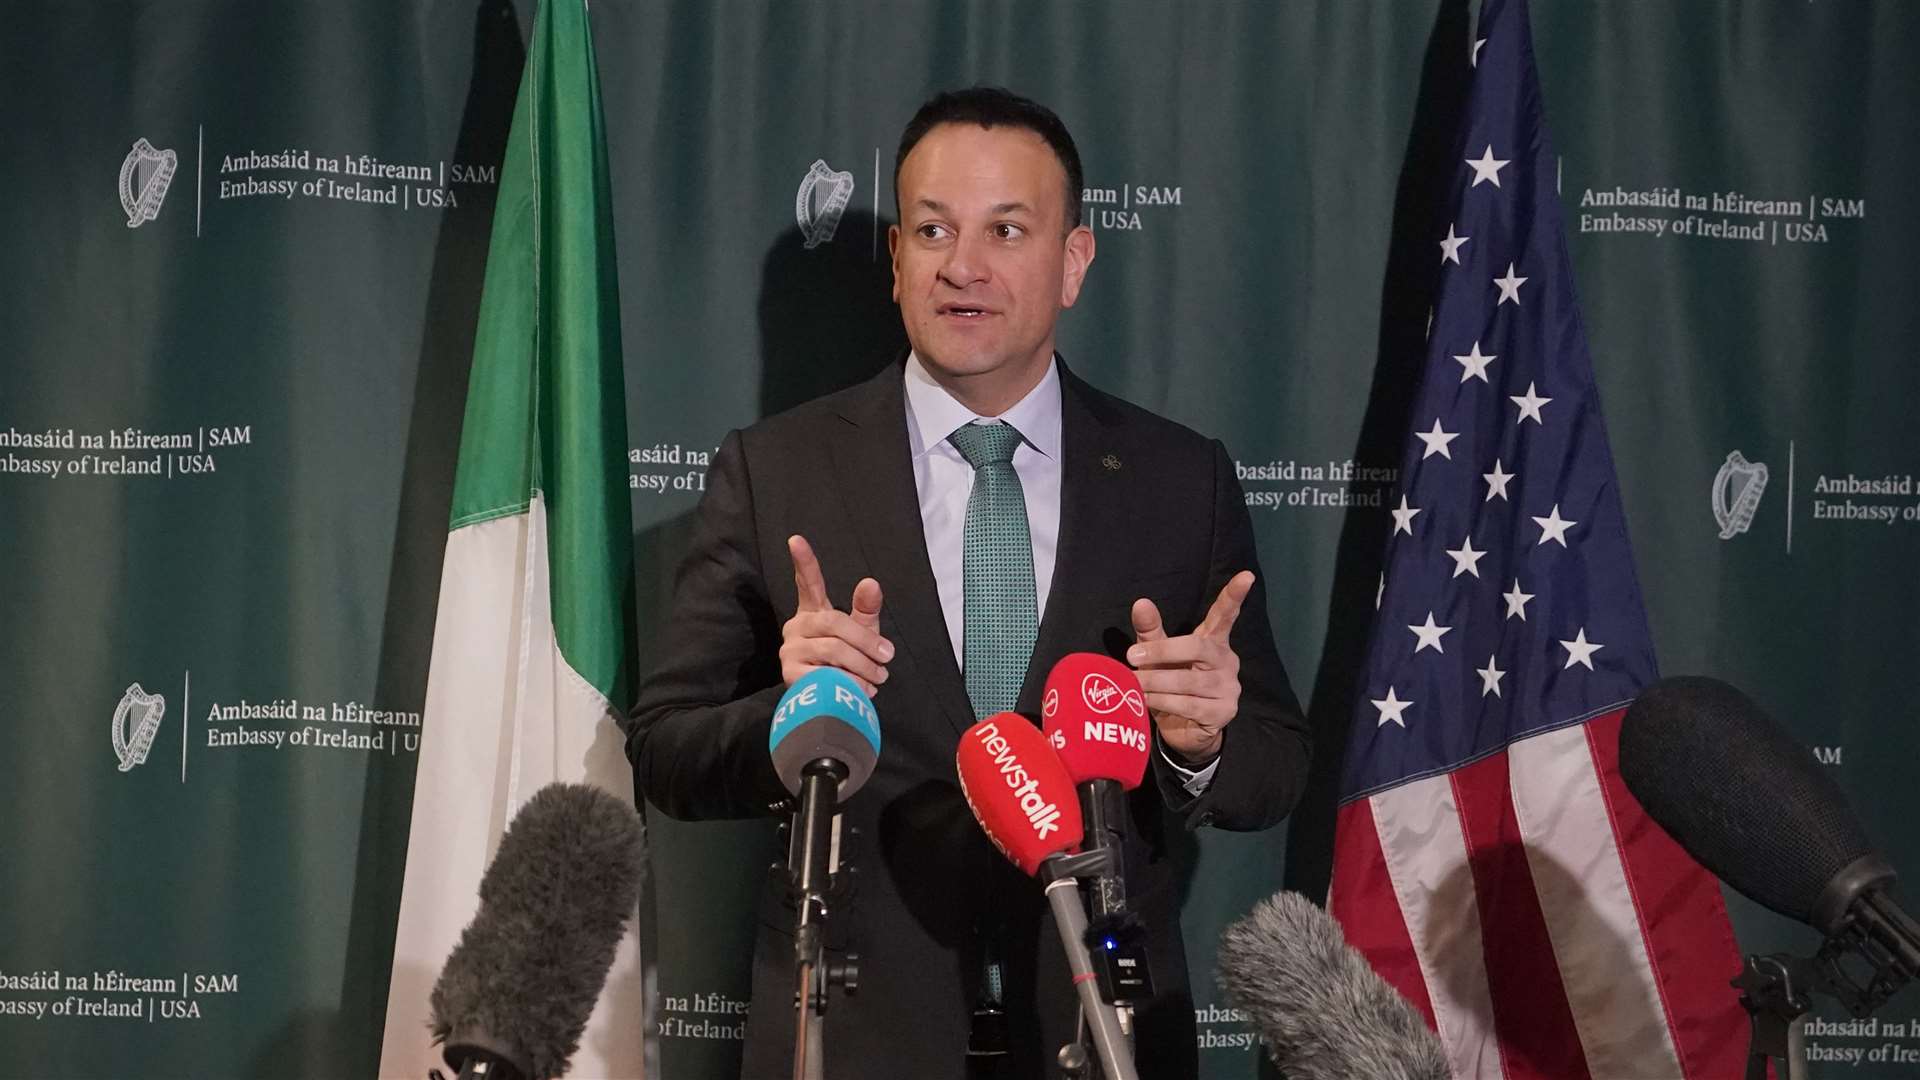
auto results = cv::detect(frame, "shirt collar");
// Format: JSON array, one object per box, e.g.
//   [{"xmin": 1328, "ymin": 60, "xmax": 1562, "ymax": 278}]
[{"xmin": 902, "ymin": 351, "xmax": 1063, "ymax": 461}]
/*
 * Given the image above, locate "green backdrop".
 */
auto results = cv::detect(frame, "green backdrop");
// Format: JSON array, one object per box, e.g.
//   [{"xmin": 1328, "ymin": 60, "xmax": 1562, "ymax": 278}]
[{"xmin": 2, "ymin": 1, "xmax": 1916, "ymax": 1076}]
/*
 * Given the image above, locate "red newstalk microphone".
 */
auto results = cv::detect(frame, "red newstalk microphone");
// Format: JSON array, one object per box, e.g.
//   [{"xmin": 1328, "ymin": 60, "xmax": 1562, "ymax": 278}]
[
  {"xmin": 955, "ymin": 713, "xmax": 1083, "ymax": 876},
  {"xmin": 1041, "ymin": 652, "xmax": 1150, "ymax": 790},
  {"xmin": 954, "ymin": 713, "xmax": 1140, "ymax": 1080}
]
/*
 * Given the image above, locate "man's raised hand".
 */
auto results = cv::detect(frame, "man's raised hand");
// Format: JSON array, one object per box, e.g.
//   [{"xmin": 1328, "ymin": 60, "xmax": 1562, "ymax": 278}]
[
  {"xmin": 779, "ymin": 534, "xmax": 893, "ymax": 696},
  {"xmin": 1126, "ymin": 570, "xmax": 1255, "ymax": 763}
]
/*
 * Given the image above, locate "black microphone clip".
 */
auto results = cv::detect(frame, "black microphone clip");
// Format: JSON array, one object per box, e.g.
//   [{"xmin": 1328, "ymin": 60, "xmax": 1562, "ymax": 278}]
[
  {"xmin": 1809, "ymin": 854, "xmax": 1920, "ymax": 1013},
  {"xmin": 778, "ymin": 758, "xmax": 861, "ymax": 932},
  {"xmin": 1733, "ymin": 854, "xmax": 1920, "ymax": 1080}
]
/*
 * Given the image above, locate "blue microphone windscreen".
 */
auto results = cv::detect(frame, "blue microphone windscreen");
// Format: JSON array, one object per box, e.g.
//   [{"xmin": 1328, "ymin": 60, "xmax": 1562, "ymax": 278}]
[{"xmin": 769, "ymin": 667, "xmax": 881, "ymax": 797}]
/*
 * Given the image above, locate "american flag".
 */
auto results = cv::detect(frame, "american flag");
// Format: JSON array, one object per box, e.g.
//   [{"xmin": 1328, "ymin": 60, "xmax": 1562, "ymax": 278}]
[{"xmin": 1327, "ymin": 1, "xmax": 1749, "ymax": 1076}]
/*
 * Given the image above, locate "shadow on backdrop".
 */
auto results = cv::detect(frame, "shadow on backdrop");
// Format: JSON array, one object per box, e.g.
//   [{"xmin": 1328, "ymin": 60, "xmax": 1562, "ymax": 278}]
[
  {"xmin": 757, "ymin": 209, "xmax": 908, "ymax": 416},
  {"xmin": 284, "ymin": 2, "xmax": 525, "ymax": 1076},
  {"xmin": 631, "ymin": 209, "xmax": 904, "ymax": 626},
  {"xmin": 630, "ymin": 207, "xmax": 904, "ymax": 1077},
  {"xmin": 1281, "ymin": 0, "xmax": 1475, "ymax": 914}
]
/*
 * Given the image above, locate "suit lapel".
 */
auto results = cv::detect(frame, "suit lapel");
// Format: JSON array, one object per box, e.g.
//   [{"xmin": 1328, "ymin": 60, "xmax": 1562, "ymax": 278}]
[
  {"xmin": 828, "ymin": 361, "xmax": 976, "ymax": 736},
  {"xmin": 1018, "ymin": 363, "xmax": 1129, "ymax": 713}
]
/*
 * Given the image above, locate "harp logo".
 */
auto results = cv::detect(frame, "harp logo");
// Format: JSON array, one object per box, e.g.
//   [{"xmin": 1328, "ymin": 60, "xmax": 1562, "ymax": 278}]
[
  {"xmin": 1712, "ymin": 450, "xmax": 1768, "ymax": 540},
  {"xmin": 119, "ymin": 138, "xmax": 178, "ymax": 228},
  {"xmin": 112, "ymin": 682, "xmax": 167, "ymax": 772},
  {"xmin": 795, "ymin": 158, "xmax": 854, "ymax": 249}
]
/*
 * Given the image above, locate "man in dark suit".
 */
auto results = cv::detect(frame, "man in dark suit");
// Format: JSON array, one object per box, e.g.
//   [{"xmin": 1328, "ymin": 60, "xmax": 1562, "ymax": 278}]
[{"xmin": 627, "ymin": 87, "xmax": 1311, "ymax": 1079}]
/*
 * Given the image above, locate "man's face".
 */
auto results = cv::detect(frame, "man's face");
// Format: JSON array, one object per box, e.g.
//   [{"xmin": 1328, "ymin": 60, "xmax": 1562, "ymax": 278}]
[{"xmin": 889, "ymin": 123, "xmax": 1095, "ymax": 396}]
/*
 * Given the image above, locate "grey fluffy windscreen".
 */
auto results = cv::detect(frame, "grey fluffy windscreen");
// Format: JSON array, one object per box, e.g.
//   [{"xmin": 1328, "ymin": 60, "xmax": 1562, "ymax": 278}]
[
  {"xmin": 1619, "ymin": 675, "xmax": 1870, "ymax": 923},
  {"xmin": 1218, "ymin": 891, "xmax": 1448, "ymax": 1080},
  {"xmin": 429, "ymin": 783, "xmax": 647, "ymax": 1080}
]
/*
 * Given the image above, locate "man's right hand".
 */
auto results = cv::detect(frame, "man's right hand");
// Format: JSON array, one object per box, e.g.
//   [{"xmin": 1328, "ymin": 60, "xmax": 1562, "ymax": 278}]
[{"xmin": 780, "ymin": 534, "xmax": 893, "ymax": 696}]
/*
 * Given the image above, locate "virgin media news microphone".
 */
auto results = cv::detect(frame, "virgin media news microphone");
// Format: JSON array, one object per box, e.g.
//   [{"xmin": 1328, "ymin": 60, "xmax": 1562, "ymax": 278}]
[
  {"xmin": 428, "ymin": 783, "xmax": 647, "ymax": 1080},
  {"xmin": 1218, "ymin": 891, "xmax": 1448, "ymax": 1080},
  {"xmin": 768, "ymin": 666, "xmax": 881, "ymax": 957},
  {"xmin": 956, "ymin": 714, "xmax": 1139, "ymax": 1080},
  {"xmin": 1042, "ymin": 652, "xmax": 1151, "ymax": 792},
  {"xmin": 1042, "ymin": 652, "xmax": 1153, "ymax": 1003}
]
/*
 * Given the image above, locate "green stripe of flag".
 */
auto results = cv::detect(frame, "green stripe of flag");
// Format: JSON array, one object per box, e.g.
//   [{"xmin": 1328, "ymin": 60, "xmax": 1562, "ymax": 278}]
[{"xmin": 447, "ymin": 0, "xmax": 635, "ymax": 709}]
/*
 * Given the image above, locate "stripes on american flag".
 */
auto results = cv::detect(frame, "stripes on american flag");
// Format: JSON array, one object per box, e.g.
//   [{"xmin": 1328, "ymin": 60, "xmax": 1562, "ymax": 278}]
[{"xmin": 1327, "ymin": 1, "xmax": 1749, "ymax": 1076}]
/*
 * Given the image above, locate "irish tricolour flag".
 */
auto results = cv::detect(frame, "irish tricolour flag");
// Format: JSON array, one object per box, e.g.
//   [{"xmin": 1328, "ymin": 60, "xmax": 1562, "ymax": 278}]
[{"xmin": 378, "ymin": 0, "xmax": 643, "ymax": 1076}]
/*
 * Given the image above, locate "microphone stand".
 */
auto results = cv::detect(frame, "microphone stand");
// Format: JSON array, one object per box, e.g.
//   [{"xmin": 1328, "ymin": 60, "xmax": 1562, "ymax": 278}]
[
  {"xmin": 1080, "ymin": 779, "xmax": 1126, "ymax": 917},
  {"xmin": 1733, "ymin": 954, "xmax": 1813, "ymax": 1080},
  {"xmin": 1038, "ymin": 849, "xmax": 1139, "ymax": 1080},
  {"xmin": 789, "ymin": 758, "xmax": 858, "ymax": 1080},
  {"xmin": 1077, "ymin": 779, "xmax": 1151, "ymax": 1022},
  {"xmin": 1734, "ymin": 864, "xmax": 1920, "ymax": 1080}
]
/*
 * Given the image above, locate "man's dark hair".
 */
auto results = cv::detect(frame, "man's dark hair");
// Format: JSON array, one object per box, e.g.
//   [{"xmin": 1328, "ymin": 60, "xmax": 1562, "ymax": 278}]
[{"xmin": 894, "ymin": 86, "xmax": 1085, "ymax": 230}]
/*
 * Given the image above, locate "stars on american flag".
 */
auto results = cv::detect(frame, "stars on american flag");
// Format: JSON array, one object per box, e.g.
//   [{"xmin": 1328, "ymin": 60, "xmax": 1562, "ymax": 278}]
[
  {"xmin": 1466, "ymin": 145, "xmax": 1510, "ymax": 188},
  {"xmin": 1559, "ymin": 628, "xmax": 1604, "ymax": 670},
  {"xmin": 1391, "ymin": 494, "xmax": 1421, "ymax": 536},
  {"xmin": 1477, "ymin": 654, "xmax": 1505, "ymax": 698},
  {"xmin": 1510, "ymin": 381, "xmax": 1551, "ymax": 424},
  {"xmin": 1503, "ymin": 579, "xmax": 1534, "ymax": 620},
  {"xmin": 1415, "ymin": 419, "xmax": 1460, "ymax": 460},
  {"xmin": 1409, "ymin": 612, "xmax": 1452, "ymax": 654},
  {"xmin": 1445, "ymin": 535, "xmax": 1487, "ymax": 579},
  {"xmin": 1483, "ymin": 459, "xmax": 1514, "ymax": 501},
  {"xmin": 1454, "ymin": 340, "xmax": 1496, "ymax": 383},
  {"xmin": 1358, "ymin": 42, "xmax": 1630, "ymax": 745},
  {"xmin": 1372, "ymin": 687, "xmax": 1414, "ymax": 728},
  {"xmin": 1532, "ymin": 504, "xmax": 1577, "ymax": 547},
  {"xmin": 1494, "ymin": 262, "xmax": 1528, "ymax": 305}
]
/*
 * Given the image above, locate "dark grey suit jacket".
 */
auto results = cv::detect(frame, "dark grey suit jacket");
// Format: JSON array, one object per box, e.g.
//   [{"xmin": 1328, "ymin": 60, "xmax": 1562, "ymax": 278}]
[{"xmin": 627, "ymin": 356, "xmax": 1310, "ymax": 1079}]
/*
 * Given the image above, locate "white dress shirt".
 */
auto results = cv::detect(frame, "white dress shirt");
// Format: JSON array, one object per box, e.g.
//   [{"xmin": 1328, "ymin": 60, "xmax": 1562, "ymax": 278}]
[{"xmin": 900, "ymin": 354, "xmax": 1217, "ymax": 795}]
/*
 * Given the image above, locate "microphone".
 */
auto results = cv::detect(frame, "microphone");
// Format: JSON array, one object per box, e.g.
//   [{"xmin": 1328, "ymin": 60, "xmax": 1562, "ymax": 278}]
[
  {"xmin": 1619, "ymin": 676, "xmax": 1920, "ymax": 1076},
  {"xmin": 1618, "ymin": 677, "xmax": 1918, "ymax": 963},
  {"xmin": 1619, "ymin": 675, "xmax": 1873, "ymax": 927},
  {"xmin": 956, "ymin": 714, "xmax": 1138, "ymax": 1080},
  {"xmin": 956, "ymin": 712, "xmax": 1084, "ymax": 875},
  {"xmin": 1042, "ymin": 652, "xmax": 1151, "ymax": 791},
  {"xmin": 428, "ymin": 783, "xmax": 647, "ymax": 1080},
  {"xmin": 1042, "ymin": 652, "xmax": 1153, "ymax": 1004},
  {"xmin": 768, "ymin": 667, "xmax": 880, "ymax": 930},
  {"xmin": 768, "ymin": 667, "xmax": 881, "ymax": 1078},
  {"xmin": 1217, "ymin": 891, "xmax": 1448, "ymax": 1080},
  {"xmin": 769, "ymin": 665, "xmax": 882, "ymax": 798}
]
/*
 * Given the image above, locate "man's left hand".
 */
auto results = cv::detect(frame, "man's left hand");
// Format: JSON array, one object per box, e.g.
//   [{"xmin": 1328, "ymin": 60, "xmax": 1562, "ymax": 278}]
[{"xmin": 1126, "ymin": 570, "xmax": 1255, "ymax": 764}]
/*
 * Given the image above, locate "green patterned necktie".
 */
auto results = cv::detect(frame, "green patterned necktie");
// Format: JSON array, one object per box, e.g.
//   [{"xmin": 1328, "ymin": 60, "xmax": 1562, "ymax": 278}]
[{"xmin": 949, "ymin": 421, "xmax": 1038, "ymax": 721}]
